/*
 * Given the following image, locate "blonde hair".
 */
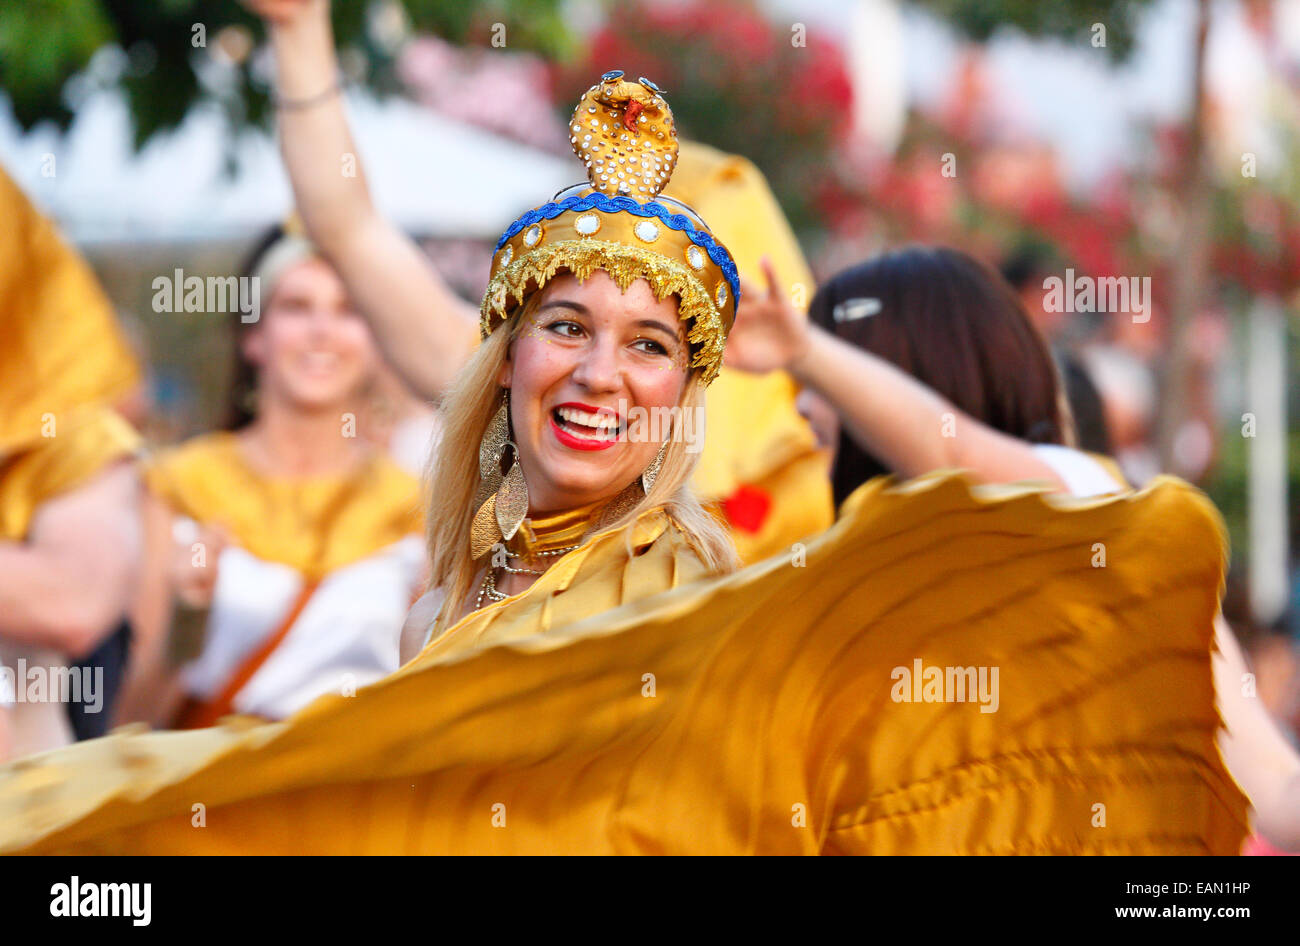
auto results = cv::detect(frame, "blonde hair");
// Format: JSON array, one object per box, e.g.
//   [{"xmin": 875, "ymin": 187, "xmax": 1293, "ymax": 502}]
[{"xmin": 424, "ymin": 291, "xmax": 737, "ymax": 616}]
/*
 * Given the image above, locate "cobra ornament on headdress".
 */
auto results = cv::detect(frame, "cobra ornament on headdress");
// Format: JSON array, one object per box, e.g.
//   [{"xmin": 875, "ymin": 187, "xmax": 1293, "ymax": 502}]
[
  {"xmin": 480, "ymin": 71, "xmax": 739, "ymax": 385},
  {"xmin": 570, "ymin": 72, "xmax": 679, "ymax": 197}
]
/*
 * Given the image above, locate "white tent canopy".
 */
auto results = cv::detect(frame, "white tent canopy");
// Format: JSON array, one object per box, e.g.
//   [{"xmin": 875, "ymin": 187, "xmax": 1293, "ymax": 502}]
[{"xmin": 0, "ymin": 88, "xmax": 572, "ymax": 245}]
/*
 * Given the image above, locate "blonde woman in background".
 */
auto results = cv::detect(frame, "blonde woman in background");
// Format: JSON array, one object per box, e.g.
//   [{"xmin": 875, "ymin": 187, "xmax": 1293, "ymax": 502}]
[{"xmin": 117, "ymin": 227, "xmax": 424, "ymax": 729}]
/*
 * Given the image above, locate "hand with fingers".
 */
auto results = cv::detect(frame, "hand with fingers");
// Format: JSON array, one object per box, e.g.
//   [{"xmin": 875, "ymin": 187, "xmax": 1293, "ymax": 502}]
[
  {"xmin": 170, "ymin": 520, "xmax": 231, "ymax": 611},
  {"xmin": 723, "ymin": 256, "xmax": 813, "ymax": 375}
]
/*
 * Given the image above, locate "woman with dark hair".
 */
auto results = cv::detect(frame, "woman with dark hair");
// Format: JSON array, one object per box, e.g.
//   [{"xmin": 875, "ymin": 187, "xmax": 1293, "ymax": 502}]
[
  {"xmin": 727, "ymin": 244, "xmax": 1300, "ymax": 852},
  {"xmin": 728, "ymin": 246, "xmax": 1122, "ymax": 503},
  {"xmin": 116, "ymin": 228, "xmax": 424, "ymax": 729}
]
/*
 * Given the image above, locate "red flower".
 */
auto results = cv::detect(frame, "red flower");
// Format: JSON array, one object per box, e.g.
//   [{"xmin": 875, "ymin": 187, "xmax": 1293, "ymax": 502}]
[{"xmin": 722, "ymin": 484, "xmax": 773, "ymax": 534}]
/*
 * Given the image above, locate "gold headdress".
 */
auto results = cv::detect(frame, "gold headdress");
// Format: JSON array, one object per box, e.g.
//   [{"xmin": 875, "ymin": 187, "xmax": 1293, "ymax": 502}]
[{"xmin": 480, "ymin": 71, "xmax": 739, "ymax": 385}]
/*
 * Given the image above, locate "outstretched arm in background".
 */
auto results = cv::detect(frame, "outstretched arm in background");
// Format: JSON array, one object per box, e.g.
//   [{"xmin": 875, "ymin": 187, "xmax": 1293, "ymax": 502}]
[
  {"xmin": 725, "ymin": 257, "xmax": 1068, "ymax": 489},
  {"xmin": 247, "ymin": 0, "xmax": 478, "ymax": 400},
  {"xmin": 1214, "ymin": 616, "xmax": 1300, "ymax": 851}
]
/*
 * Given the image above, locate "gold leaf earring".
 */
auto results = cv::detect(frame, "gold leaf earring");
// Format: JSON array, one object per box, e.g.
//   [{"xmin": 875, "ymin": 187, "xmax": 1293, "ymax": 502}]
[
  {"xmin": 471, "ymin": 390, "xmax": 530, "ymax": 559},
  {"xmin": 479, "ymin": 394, "xmax": 510, "ymax": 486},
  {"xmin": 495, "ymin": 452, "xmax": 529, "ymax": 542},
  {"xmin": 599, "ymin": 438, "xmax": 668, "ymax": 529},
  {"xmin": 641, "ymin": 440, "xmax": 668, "ymax": 494}
]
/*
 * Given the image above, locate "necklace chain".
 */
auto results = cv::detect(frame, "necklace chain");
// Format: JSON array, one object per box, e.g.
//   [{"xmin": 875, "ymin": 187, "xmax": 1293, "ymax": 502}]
[
  {"xmin": 509, "ymin": 545, "xmax": 579, "ymax": 558},
  {"xmin": 476, "ymin": 569, "xmax": 508, "ymax": 610},
  {"xmin": 474, "ymin": 543, "xmax": 581, "ymax": 611},
  {"xmin": 502, "ymin": 562, "xmax": 545, "ymax": 575}
]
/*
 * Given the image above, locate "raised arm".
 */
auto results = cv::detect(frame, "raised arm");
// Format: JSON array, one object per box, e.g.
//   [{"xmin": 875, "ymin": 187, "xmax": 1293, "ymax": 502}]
[
  {"xmin": 251, "ymin": 0, "xmax": 478, "ymax": 399},
  {"xmin": 726, "ymin": 258, "xmax": 1068, "ymax": 488}
]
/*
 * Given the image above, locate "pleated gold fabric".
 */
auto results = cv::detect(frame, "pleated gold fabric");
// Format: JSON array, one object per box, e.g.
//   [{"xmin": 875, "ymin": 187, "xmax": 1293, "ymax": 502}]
[
  {"xmin": 0, "ymin": 473, "xmax": 1247, "ymax": 854},
  {"xmin": 0, "ymin": 406, "xmax": 141, "ymax": 541},
  {"xmin": 667, "ymin": 141, "xmax": 834, "ymax": 563},
  {"xmin": 0, "ymin": 168, "xmax": 139, "ymax": 456},
  {"xmin": 143, "ymin": 433, "xmax": 422, "ymax": 580}
]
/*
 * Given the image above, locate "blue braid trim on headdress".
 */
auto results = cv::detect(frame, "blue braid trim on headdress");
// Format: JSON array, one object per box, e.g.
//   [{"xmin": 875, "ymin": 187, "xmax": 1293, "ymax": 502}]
[{"xmin": 494, "ymin": 193, "xmax": 741, "ymax": 306}]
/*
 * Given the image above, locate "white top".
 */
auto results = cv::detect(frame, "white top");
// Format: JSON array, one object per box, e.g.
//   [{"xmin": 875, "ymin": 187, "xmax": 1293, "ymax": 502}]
[
  {"xmin": 1031, "ymin": 444, "xmax": 1124, "ymax": 498},
  {"xmin": 183, "ymin": 536, "xmax": 425, "ymax": 720}
]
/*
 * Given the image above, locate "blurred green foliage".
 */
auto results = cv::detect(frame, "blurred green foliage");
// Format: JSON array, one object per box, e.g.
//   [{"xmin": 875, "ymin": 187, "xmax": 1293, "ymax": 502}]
[
  {"xmin": 0, "ymin": 0, "xmax": 114, "ymax": 130},
  {"xmin": 911, "ymin": 0, "xmax": 1158, "ymax": 60},
  {"xmin": 406, "ymin": 0, "xmax": 574, "ymax": 57},
  {"xmin": 0, "ymin": 0, "xmax": 572, "ymax": 149}
]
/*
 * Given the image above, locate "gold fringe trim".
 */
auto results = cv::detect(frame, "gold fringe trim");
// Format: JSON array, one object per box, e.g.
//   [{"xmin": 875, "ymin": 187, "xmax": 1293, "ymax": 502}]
[{"xmin": 480, "ymin": 240, "xmax": 727, "ymax": 385}]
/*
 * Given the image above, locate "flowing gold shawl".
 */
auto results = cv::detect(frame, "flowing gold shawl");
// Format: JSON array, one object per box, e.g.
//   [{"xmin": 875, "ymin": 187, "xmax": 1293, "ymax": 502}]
[{"xmin": 0, "ymin": 473, "xmax": 1247, "ymax": 854}]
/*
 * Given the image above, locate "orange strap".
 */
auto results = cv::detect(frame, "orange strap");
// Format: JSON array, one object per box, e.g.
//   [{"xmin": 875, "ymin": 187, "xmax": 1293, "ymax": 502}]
[{"xmin": 174, "ymin": 580, "xmax": 320, "ymax": 730}]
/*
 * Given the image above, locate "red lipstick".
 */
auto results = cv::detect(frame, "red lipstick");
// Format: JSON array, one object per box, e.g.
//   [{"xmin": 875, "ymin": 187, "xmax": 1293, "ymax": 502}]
[{"xmin": 549, "ymin": 402, "xmax": 623, "ymax": 451}]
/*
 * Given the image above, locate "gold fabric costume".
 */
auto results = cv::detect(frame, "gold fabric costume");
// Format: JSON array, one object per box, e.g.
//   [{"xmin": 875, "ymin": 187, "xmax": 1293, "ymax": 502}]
[
  {"xmin": 0, "ymin": 167, "xmax": 139, "ymax": 458},
  {"xmin": 144, "ymin": 432, "xmax": 422, "ymax": 580},
  {"xmin": 0, "ymin": 474, "xmax": 1247, "ymax": 854},
  {"xmin": 667, "ymin": 141, "xmax": 833, "ymax": 564}
]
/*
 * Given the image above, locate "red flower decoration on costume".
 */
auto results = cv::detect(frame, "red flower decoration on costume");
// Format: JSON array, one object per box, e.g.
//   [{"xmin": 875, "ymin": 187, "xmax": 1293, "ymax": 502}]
[{"xmin": 722, "ymin": 484, "xmax": 772, "ymax": 534}]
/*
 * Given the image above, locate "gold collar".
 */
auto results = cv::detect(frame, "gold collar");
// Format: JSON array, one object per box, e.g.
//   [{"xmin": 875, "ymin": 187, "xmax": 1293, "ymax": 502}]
[{"xmin": 506, "ymin": 499, "xmax": 607, "ymax": 561}]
